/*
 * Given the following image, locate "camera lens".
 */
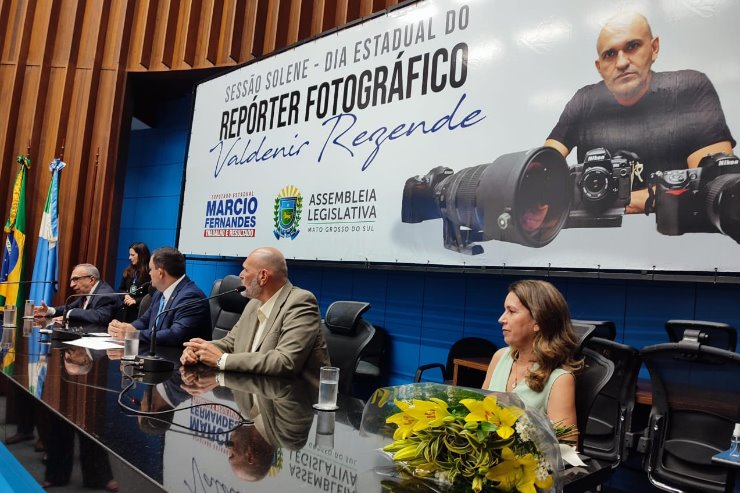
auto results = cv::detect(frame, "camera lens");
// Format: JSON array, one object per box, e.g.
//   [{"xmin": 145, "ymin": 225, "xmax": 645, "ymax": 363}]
[
  {"xmin": 507, "ymin": 148, "xmax": 571, "ymax": 247},
  {"xmin": 437, "ymin": 165, "xmax": 486, "ymax": 230},
  {"xmin": 581, "ymin": 167, "xmax": 611, "ymax": 201},
  {"xmin": 705, "ymin": 173, "xmax": 740, "ymax": 242}
]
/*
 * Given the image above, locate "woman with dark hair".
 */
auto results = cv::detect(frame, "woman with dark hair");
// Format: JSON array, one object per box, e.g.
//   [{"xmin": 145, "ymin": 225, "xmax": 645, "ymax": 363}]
[
  {"xmin": 118, "ymin": 242, "xmax": 151, "ymax": 322},
  {"xmin": 483, "ymin": 279, "xmax": 582, "ymax": 432}
]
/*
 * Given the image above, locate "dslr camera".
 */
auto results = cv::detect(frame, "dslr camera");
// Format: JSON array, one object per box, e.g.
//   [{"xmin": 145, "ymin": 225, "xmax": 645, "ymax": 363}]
[
  {"xmin": 565, "ymin": 148, "xmax": 636, "ymax": 228},
  {"xmin": 649, "ymin": 153, "xmax": 740, "ymax": 242}
]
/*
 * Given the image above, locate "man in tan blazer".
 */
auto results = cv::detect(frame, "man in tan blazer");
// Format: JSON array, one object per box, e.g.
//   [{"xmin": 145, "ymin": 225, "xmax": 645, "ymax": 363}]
[{"xmin": 181, "ymin": 247, "xmax": 329, "ymax": 379}]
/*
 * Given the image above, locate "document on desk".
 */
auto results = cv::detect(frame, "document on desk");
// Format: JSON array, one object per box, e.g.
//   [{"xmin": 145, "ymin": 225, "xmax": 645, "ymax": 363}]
[{"xmin": 63, "ymin": 337, "xmax": 124, "ymax": 350}]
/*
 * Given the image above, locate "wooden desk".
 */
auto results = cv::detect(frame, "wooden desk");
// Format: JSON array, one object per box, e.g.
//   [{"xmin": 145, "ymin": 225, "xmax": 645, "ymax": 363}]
[
  {"xmin": 636, "ymin": 379, "xmax": 652, "ymax": 406},
  {"xmin": 452, "ymin": 357, "xmax": 490, "ymax": 385}
]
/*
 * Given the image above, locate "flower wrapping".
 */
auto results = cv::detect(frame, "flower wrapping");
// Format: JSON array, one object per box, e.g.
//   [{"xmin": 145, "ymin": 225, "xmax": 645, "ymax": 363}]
[{"xmin": 360, "ymin": 383, "xmax": 562, "ymax": 493}]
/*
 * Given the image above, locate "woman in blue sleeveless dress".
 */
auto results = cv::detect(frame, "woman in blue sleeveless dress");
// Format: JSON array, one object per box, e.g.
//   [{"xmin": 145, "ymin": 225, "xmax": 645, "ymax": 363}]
[{"xmin": 482, "ymin": 280, "xmax": 583, "ymax": 436}]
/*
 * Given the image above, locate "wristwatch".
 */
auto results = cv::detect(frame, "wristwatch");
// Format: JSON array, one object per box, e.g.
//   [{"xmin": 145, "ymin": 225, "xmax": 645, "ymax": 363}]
[{"xmin": 217, "ymin": 353, "xmax": 228, "ymax": 370}]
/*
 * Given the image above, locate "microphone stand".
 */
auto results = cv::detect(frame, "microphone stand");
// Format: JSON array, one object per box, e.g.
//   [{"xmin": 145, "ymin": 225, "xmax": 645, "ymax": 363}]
[
  {"xmin": 134, "ymin": 286, "xmax": 246, "ymax": 373},
  {"xmin": 61, "ymin": 290, "xmax": 140, "ymax": 326}
]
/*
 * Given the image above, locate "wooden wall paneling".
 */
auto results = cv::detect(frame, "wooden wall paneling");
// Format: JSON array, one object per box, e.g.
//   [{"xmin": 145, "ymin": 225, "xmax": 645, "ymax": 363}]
[
  {"xmin": 149, "ymin": 0, "xmax": 174, "ymax": 70},
  {"xmin": 206, "ymin": 0, "xmax": 224, "ymax": 65},
  {"xmin": 64, "ymin": 68, "xmax": 96, "ymax": 261},
  {"xmin": 140, "ymin": 0, "xmax": 164, "ymax": 69},
  {"xmin": 193, "ymin": 0, "xmax": 215, "ymax": 67},
  {"xmin": 19, "ymin": 2, "xmax": 51, "ymax": 236},
  {"xmin": 87, "ymin": 69, "xmax": 127, "ymax": 274},
  {"xmin": 182, "ymin": 0, "xmax": 203, "ymax": 67},
  {"xmin": 310, "ymin": 0, "xmax": 325, "ymax": 36},
  {"xmin": 274, "ymin": 0, "xmax": 292, "ymax": 49},
  {"xmin": 0, "ymin": 1, "xmax": 12, "ymax": 54},
  {"xmin": 50, "ymin": 0, "xmax": 83, "ymax": 67},
  {"xmin": 127, "ymin": 0, "xmax": 152, "ymax": 70},
  {"xmin": 346, "ymin": 0, "xmax": 360, "ymax": 23},
  {"xmin": 233, "ymin": 0, "xmax": 258, "ymax": 64},
  {"xmin": 214, "ymin": 0, "xmax": 236, "ymax": 65},
  {"xmin": 286, "ymin": 0, "xmax": 303, "ymax": 45},
  {"xmin": 360, "ymin": 0, "xmax": 374, "ymax": 17},
  {"xmin": 162, "ymin": 0, "xmax": 182, "ymax": 68},
  {"xmin": 227, "ymin": 0, "xmax": 244, "ymax": 63},
  {"xmin": 0, "ymin": 0, "xmax": 32, "ymax": 216},
  {"xmin": 0, "ymin": 0, "xmax": 28, "ymax": 62},
  {"xmin": 102, "ymin": 0, "xmax": 134, "ymax": 71},
  {"xmin": 333, "ymin": 0, "xmax": 347, "ymax": 28},
  {"xmin": 12, "ymin": 65, "xmax": 44, "ymax": 242},
  {"xmin": 26, "ymin": 0, "xmax": 53, "ymax": 65},
  {"xmin": 76, "ymin": 1, "xmax": 105, "ymax": 69},
  {"xmin": 262, "ymin": 0, "xmax": 280, "ymax": 55}
]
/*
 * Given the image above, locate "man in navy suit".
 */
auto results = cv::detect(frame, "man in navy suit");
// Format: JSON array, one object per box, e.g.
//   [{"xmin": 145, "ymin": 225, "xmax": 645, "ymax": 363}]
[
  {"xmin": 108, "ymin": 246, "xmax": 210, "ymax": 346},
  {"xmin": 34, "ymin": 263, "xmax": 118, "ymax": 325}
]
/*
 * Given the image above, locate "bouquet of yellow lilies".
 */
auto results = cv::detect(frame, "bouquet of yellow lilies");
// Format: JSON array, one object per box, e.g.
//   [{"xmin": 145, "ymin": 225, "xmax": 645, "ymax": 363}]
[{"xmin": 363, "ymin": 383, "xmax": 561, "ymax": 493}]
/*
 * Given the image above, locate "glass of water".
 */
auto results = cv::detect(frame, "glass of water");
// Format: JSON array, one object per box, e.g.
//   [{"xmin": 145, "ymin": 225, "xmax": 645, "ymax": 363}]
[
  {"xmin": 3, "ymin": 305, "xmax": 17, "ymax": 327},
  {"xmin": 122, "ymin": 329, "xmax": 140, "ymax": 360},
  {"xmin": 314, "ymin": 366, "xmax": 339, "ymax": 410}
]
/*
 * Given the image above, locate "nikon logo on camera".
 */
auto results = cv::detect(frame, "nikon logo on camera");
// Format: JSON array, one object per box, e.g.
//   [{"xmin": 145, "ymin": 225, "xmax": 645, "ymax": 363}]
[{"xmin": 718, "ymin": 158, "xmax": 738, "ymax": 166}]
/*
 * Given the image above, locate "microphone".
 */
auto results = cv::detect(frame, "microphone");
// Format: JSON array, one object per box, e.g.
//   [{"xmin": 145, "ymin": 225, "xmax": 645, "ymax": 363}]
[
  {"xmin": 131, "ymin": 281, "xmax": 152, "ymax": 295},
  {"xmin": 0, "ymin": 279, "xmax": 58, "ymax": 286},
  {"xmin": 61, "ymin": 284, "xmax": 151, "ymax": 323},
  {"xmin": 135, "ymin": 285, "xmax": 247, "ymax": 373}
]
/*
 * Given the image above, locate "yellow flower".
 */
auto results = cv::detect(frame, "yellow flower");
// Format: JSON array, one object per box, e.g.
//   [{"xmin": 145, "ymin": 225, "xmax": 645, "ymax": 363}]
[
  {"xmin": 386, "ymin": 399, "xmax": 418, "ymax": 440},
  {"xmin": 472, "ymin": 475, "xmax": 484, "ymax": 492},
  {"xmin": 405, "ymin": 398, "xmax": 451, "ymax": 432},
  {"xmin": 485, "ymin": 447, "xmax": 541, "ymax": 493},
  {"xmin": 461, "ymin": 396, "xmax": 523, "ymax": 439}
]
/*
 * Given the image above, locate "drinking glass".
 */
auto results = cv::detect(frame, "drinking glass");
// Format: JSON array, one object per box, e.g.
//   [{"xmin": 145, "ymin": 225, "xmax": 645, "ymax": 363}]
[
  {"xmin": 122, "ymin": 329, "xmax": 140, "ymax": 360},
  {"xmin": 314, "ymin": 366, "xmax": 339, "ymax": 410}
]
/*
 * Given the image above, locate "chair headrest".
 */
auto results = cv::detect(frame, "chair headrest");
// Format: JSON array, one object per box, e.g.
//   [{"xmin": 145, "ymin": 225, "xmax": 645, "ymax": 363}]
[
  {"xmin": 325, "ymin": 301, "xmax": 371, "ymax": 336},
  {"xmin": 218, "ymin": 275, "xmax": 249, "ymax": 312}
]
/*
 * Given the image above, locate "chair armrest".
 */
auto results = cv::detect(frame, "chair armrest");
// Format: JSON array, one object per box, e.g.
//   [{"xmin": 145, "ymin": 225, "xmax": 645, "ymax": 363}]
[{"xmin": 414, "ymin": 363, "xmax": 446, "ymax": 383}]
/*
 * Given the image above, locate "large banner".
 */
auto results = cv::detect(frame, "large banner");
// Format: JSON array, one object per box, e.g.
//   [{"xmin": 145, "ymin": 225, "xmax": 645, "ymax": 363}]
[{"xmin": 180, "ymin": 0, "xmax": 740, "ymax": 272}]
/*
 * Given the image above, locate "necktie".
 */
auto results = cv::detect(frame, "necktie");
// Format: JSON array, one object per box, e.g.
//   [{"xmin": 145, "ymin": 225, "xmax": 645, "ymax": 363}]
[{"xmin": 154, "ymin": 296, "xmax": 165, "ymax": 329}]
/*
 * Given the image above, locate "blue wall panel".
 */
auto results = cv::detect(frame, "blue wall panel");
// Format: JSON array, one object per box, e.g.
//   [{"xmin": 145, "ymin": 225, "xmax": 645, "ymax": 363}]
[{"xmin": 564, "ymin": 279, "xmax": 628, "ymax": 342}]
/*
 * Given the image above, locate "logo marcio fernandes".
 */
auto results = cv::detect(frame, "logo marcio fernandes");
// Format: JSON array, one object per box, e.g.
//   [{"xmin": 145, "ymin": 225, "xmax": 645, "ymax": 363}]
[{"xmin": 274, "ymin": 185, "xmax": 303, "ymax": 240}]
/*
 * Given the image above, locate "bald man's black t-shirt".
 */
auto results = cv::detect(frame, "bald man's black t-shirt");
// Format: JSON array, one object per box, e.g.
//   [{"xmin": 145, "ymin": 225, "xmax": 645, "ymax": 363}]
[{"xmin": 548, "ymin": 70, "xmax": 736, "ymax": 190}]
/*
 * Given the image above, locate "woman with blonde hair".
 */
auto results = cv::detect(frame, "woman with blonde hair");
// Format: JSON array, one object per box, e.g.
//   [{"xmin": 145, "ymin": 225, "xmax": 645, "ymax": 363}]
[{"xmin": 483, "ymin": 279, "xmax": 582, "ymax": 431}]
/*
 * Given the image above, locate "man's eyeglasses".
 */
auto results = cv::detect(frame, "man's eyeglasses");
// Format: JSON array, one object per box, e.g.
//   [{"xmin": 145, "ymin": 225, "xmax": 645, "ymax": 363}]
[{"xmin": 70, "ymin": 275, "xmax": 94, "ymax": 282}]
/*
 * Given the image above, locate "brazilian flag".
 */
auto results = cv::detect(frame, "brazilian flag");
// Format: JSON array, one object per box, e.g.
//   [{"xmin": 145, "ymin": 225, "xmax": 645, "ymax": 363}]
[{"xmin": 0, "ymin": 156, "xmax": 29, "ymax": 373}]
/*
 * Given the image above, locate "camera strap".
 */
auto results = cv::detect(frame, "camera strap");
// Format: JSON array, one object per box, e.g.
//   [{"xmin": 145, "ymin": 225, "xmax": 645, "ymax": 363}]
[{"xmin": 644, "ymin": 180, "xmax": 656, "ymax": 215}]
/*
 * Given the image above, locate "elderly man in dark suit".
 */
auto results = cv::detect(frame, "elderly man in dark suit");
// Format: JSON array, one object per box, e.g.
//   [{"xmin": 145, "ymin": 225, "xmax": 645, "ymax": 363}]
[
  {"xmin": 181, "ymin": 246, "xmax": 329, "ymax": 379},
  {"xmin": 34, "ymin": 263, "xmax": 118, "ymax": 325},
  {"xmin": 108, "ymin": 246, "xmax": 211, "ymax": 346}
]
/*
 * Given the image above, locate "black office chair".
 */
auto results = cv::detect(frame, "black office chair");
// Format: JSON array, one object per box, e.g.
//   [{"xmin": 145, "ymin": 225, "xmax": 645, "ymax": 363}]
[
  {"xmin": 665, "ymin": 319, "xmax": 737, "ymax": 352},
  {"xmin": 413, "ymin": 337, "xmax": 497, "ymax": 388},
  {"xmin": 321, "ymin": 301, "xmax": 376, "ymax": 395},
  {"xmin": 640, "ymin": 340, "xmax": 740, "ymax": 492},
  {"xmin": 572, "ymin": 319, "xmax": 617, "ymax": 341},
  {"xmin": 582, "ymin": 338, "xmax": 641, "ymax": 466},
  {"xmin": 138, "ymin": 293, "xmax": 153, "ymax": 318},
  {"xmin": 575, "ymin": 347, "xmax": 614, "ymax": 450},
  {"xmin": 209, "ymin": 275, "xmax": 249, "ymax": 340},
  {"xmin": 571, "ymin": 321, "xmax": 597, "ymax": 355},
  {"xmin": 354, "ymin": 325, "xmax": 391, "ymax": 385}
]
